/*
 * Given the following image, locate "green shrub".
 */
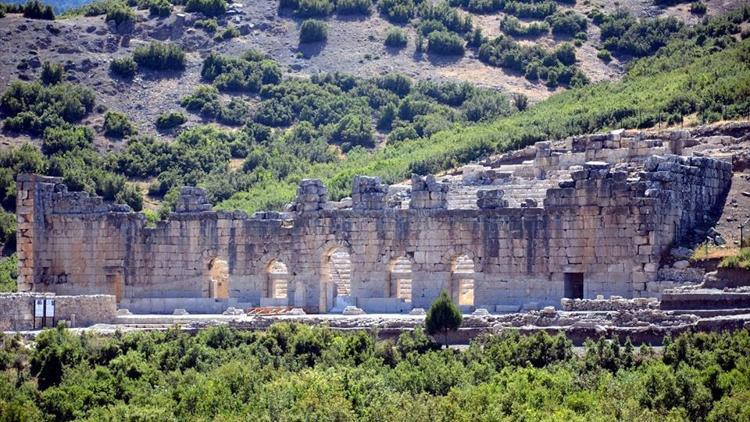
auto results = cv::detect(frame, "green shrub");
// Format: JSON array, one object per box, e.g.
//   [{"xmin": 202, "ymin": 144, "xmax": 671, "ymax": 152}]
[
  {"xmin": 427, "ymin": 30, "xmax": 465, "ymax": 55},
  {"xmin": 133, "ymin": 42, "xmax": 186, "ymax": 71},
  {"xmin": 336, "ymin": 0, "xmax": 371, "ymax": 15},
  {"xmin": 105, "ymin": 2, "xmax": 135, "ymax": 25},
  {"xmin": 155, "ymin": 111, "xmax": 187, "ymax": 130},
  {"xmin": 546, "ymin": 10, "xmax": 587, "ymax": 36},
  {"xmin": 295, "ymin": 0, "xmax": 333, "ymax": 17},
  {"xmin": 40, "ymin": 62, "xmax": 64, "ymax": 85},
  {"xmin": 22, "ymin": 0, "xmax": 54, "ymax": 19},
  {"xmin": 599, "ymin": 12, "xmax": 683, "ymax": 57},
  {"xmin": 180, "ymin": 85, "xmax": 221, "ymax": 116},
  {"xmin": 0, "ymin": 81, "xmax": 95, "ymax": 135},
  {"xmin": 42, "ymin": 126, "xmax": 94, "ymax": 155},
  {"xmin": 690, "ymin": 1, "xmax": 707, "ymax": 15},
  {"xmin": 425, "ymin": 290, "xmax": 462, "ymax": 347},
  {"xmin": 503, "ymin": 0, "xmax": 557, "ymax": 19},
  {"xmin": 148, "ymin": 0, "xmax": 172, "ymax": 17},
  {"xmin": 384, "ymin": 27, "xmax": 408, "ymax": 48},
  {"xmin": 104, "ymin": 111, "xmax": 136, "ymax": 138},
  {"xmin": 597, "ymin": 49, "xmax": 611, "ymax": 62},
  {"xmin": 299, "ymin": 19, "xmax": 328, "ymax": 43},
  {"xmin": 214, "ymin": 24, "xmax": 240, "ymax": 41},
  {"xmin": 331, "ymin": 114, "xmax": 374, "ymax": 151},
  {"xmin": 499, "ymin": 16, "xmax": 549, "ymax": 37},
  {"xmin": 194, "ymin": 17, "xmax": 219, "ymax": 33},
  {"xmin": 378, "ymin": 0, "xmax": 416, "ymax": 23},
  {"xmin": 0, "ymin": 254, "xmax": 17, "ymax": 292},
  {"xmin": 718, "ymin": 249, "xmax": 750, "ymax": 270},
  {"xmin": 185, "ymin": 0, "xmax": 226, "ymax": 17},
  {"xmin": 109, "ymin": 56, "xmax": 137, "ymax": 78}
]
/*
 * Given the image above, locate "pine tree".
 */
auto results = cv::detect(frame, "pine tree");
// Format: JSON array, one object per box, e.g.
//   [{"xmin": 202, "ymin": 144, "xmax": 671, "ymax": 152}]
[{"xmin": 425, "ymin": 289, "xmax": 462, "ymax": 348}]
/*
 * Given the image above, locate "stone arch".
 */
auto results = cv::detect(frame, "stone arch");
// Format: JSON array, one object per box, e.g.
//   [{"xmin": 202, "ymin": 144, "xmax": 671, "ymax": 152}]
[
  {"xmin": 389, "ymin": 256, "xmax": 413, "ymax": 302},
  {"xmin": 318, "ymin": 240, "xmax": 353, "ymax": 312},
  {"xmin": 208, "ymin": 258, "xmax": 229, "ymax": 299},
  {"xmin": 451, "ymin": 254, "xmax": 475, "ymax": 306},
  {"xmin": 266, "ymin": 259, "xmax": 290, "ymax": 300}
]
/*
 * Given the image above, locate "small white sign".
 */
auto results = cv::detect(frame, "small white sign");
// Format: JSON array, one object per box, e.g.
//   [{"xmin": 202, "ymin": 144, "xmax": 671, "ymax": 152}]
[
  {"xmin": 45, "ymin": 299, "xmax": 55, "ymax": 317},
  {"xmin": 34, "ymin": 299, "xmax": 44, "ymax": 317}
]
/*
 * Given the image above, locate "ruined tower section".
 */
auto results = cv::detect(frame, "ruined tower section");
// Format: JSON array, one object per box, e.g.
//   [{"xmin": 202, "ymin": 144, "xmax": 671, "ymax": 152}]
[
  {"xmin": 15, "ymin": 174, "xmax": 57, "ymax": 292},
  {"xmin": 15, "ymin": 174, "xmax": 138, "ymax": 298}
]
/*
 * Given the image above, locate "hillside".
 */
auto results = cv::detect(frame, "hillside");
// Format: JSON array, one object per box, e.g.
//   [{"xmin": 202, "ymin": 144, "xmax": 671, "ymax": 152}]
[{"xmin": 0, "ymin": 0, "xmax": 748, "ymax": 251}]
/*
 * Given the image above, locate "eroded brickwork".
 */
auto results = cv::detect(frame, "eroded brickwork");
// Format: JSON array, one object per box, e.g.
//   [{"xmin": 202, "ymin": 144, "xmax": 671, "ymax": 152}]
[{"xmin": 16, "ymin": 130, "xmax": 732, "ymax": 314}]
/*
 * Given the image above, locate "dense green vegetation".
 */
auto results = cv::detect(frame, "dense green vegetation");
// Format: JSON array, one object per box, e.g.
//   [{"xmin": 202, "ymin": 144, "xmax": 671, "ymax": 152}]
[
  {"xmin": 219, "ymin": 25, "xmax": 750, "ymax": 212},
  {"xmin": 1, "ymin": 324, "xmax": 750, "ymax": 420},
  {"xmin": 0, "ymin": 255, "xmax": 16, "ymax": 292},
  {"xmin": 479, "ymin": 36, "xmax": 585, "ymax": 87},
  {"xmin": 103, "ymin": 111, "xmax": 136, "ymax": 138},
  {"xmin": 425, "ymin": 290, "xmax": 462, "ymax": 347}
]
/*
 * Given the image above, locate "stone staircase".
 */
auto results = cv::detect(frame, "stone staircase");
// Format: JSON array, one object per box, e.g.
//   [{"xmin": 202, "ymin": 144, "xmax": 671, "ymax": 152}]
[
  {"xmin": 445, "ymin": 179, "xmax": 556, "ymax": 209},
  {"xmin": 330, "ymin": 250, "xmax": 352, "ymax": 296},
  {"xmin": 391, "ymin": 257, "xmax": 412, "ymax": 301}
]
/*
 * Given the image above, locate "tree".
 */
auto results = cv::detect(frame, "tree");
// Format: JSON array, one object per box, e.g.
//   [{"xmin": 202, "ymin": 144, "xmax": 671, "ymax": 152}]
[{"xmin": 425, "ymin": 290, "xmax": 462, "ymax": 348}]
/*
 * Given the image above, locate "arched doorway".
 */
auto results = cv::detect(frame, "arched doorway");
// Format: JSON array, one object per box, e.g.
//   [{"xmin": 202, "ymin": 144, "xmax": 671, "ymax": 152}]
[
  {"xmin": 321, "ymin": 247, "xmax": 353, "ymax": 312},
  {"xmin": 208, "ymin": 259, "xmax": 229, "ymax": 299},
  {"xmin": 266, "ymin": 259, "xmax": 289, "ymax": 300},
  {"xmin": 389, "ymin": 256, "xmax": 412, "ymax": 302},
  {"xmin": 451, "ymin": 255, "xmax": 475, "ymax": 306}
]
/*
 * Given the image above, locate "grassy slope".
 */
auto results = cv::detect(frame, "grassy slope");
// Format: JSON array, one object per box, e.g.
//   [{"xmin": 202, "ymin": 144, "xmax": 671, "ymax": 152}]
[{"xmin": 218, "ymin": 38, "xmax": 750, "ymax": 213}]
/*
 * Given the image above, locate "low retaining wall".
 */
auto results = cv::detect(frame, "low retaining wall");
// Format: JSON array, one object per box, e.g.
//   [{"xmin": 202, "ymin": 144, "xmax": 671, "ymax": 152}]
[{"xmin": 0, "ymin": 293, "xmax": 116, "ymax": 331}]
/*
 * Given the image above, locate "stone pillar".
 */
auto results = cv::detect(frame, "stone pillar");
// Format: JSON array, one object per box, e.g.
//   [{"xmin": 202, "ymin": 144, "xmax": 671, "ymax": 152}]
[
  {"xmin": 15, "ymin": 174, "xmax": 62, "ymax": 292},
  {"xmin": 289, "ymin": 179, "xmax": 328, "ymax": 212},
  {"xmin": 409, "ymin": 174, "xmax": 448, "ymax": 210},
  {"xmin": 351, "ymin": 176, "xmax": 387, "ymax": 210}
]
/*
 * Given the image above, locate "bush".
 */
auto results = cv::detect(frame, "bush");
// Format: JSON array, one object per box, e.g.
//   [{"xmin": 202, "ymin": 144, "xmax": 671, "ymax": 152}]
[
  {"xmin": 384, "ymin": 27, "xmax": 408, "ymax": 48},
  {"xmin": 148, "ymin": 0, "xmax": 172, "ymax": 17},
  {"xmin": 425, "ymin": 290, "xmax": 462, "ymax": 347},
  {"xmin": 499, "ymin": 16, "xmax": 549, "ymax": 37},
  {"xmin": 104, "ymin": 111, "xmax": 136, "ymax": 138},
  {"xmin": 40, "ymin": 62, "xmax": 64, "ymax": 85},
  {"xmin": 331, "ymin": 114, "xmax": 374, "ymax": 151},
  {"xmin": 336, "ymin": 0, "xmax": 371, "ymax": 15},
  {"xmin": 133, "ymin": 42, "xmax": 186, "ymax": 71},
  {"xmin": 378, "ymin": 0, "xmax": 416, "ymax": 23},
  {"xmin": 22, "ymin": 0, "xmax": 54, "ymax": 20},
  {"xmin": 0, "ymin": 255, "xmax": 17, "ymax": 293},
  {"xmin": 597, "ymin": 49, "xmax": 612, "ymax": 62},
  {"xmin": 295, "ymin": 0, "xmax": 333, "ymax": 17},
  {"xmin": 155, "ymin": 111, "xmax": 187, "ymax": 130},
  {"xmin": 214, "ymin": 24, "xmax": 240, "ymax": 41},
  {"xmin": 427, "ymin": 30, "xmax": 465, "ymax": 55},
  {"xmin": 690, "ymin": 1, "xmax": 707, "ymax": 15},
  {"xmin": 194, "ymin": 17, "xmax": 219, "ymax": 33},
  {"xmin": 299, "ymin": 19, "xmax": 328, "ymax": 43},
  {"xmin": 185, "ymin": 0, "xmax": 226, "ymax": 17},
  {"xmin": 599, "ymin": 13, "xmax": 683, "ymax": 57},
  {"xmin": 105, "ymin": 2, "xmax": 135, "ymax": 26},
  {"xmin": 0, "ymin": 81, "xmax": 95, "ymax": 135},
  {"xmin": 42, "ymin": 126, "xmax": 94, "ymax": 155},
  {"xmin": 109, "ymin": 56, "xmax": 137, "ymax": 78},
  {"xmin": 546, "ymin": 10, "xmax": 587, "ymax": 36}
]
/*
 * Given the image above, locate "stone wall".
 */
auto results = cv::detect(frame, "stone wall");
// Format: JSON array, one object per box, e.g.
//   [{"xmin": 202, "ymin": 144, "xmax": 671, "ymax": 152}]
[
  {"xmin": 16, "ymin": 136, "xmax": 732, "ymax": 314},
  {"xmin": 0, "ymin": 293, "xmax": 116, "ymax": 331}
]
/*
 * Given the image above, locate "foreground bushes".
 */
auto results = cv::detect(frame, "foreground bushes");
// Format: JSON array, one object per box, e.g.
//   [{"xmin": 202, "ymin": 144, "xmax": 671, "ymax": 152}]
[
  {"xmin": 185, "ymin": 0, "xmax": 226, "ymax": 17},
  {"xmin": 2, "ymin": 324, "xmax": 750, "ymax": 420}
]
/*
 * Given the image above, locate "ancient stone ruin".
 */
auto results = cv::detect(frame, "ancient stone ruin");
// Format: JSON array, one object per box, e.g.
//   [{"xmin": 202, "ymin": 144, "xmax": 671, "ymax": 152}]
[{"xmin": 13, "ymin": 128, "xmax": 733, "ymax": 316}]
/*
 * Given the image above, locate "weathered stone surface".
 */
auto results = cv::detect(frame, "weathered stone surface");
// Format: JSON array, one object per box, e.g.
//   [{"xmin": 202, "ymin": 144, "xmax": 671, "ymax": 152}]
[{"xmin": 11, "ymin": 128, "xmax": 733, "ymax": 317}]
